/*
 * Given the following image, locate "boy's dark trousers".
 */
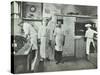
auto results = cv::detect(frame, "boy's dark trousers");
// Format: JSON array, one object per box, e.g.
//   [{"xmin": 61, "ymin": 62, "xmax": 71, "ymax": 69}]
[{"xmin": 55, "ymin": 50, "xmax": 62, "ymax": 63}]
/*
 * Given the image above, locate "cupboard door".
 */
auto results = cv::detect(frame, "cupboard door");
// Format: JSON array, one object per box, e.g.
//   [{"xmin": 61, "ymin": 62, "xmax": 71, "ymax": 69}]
[
  {"xmin": 63, "ymin": 17, "xmax": 76, "ymax": 56},
  {"xmin": 75, "ymin": 38, "xmax": 86, "ymax": 58}
]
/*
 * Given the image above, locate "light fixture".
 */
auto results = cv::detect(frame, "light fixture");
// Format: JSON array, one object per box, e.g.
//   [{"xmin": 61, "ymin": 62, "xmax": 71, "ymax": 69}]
[{"xmin": 30, "ymin": 5, "xmax": 36, "ymax": 12}]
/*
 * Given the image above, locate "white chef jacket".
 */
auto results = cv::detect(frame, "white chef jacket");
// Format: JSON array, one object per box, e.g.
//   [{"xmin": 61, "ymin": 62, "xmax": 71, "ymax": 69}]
[
  {"xmin": 23, "ymin": 22, "xmax": 38, "ymax": 50},
  {"xmin": 85, "ymin": 28, "xmax": 97, "ymax": 39},
  {"xmin": 38, "ymin": 25, "xmax": 50, "ymax": 58},
  {"xmin": 85, "ymin": 28, "xmax": 97, "ymax": 54},
  {"xmin": 54, "ymin": 27, "xmax": 65, "ymax": 51}
]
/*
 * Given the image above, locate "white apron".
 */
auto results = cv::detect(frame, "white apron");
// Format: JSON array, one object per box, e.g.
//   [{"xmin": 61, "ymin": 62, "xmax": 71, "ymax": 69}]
[
  {"xmin": 54, "ymin": 27, "xmax": 65, "ymax": 51},
  {"xmin": 38, "ymin": 25, "xmax": 50, "ymax": 58}
]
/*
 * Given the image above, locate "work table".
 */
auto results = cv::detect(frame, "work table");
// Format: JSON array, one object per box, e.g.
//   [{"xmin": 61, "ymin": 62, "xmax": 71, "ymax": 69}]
[
  {"xmin": 13, "ymin": 40, "xmax": 40, "ymax": 73},
  {"xmin": 15, "ymin": 41, "xmax": 32, "ymax": 55}
]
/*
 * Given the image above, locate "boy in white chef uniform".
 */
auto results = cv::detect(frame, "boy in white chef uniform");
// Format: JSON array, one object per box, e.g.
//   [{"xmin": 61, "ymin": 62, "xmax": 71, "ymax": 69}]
[
  {"xmin": 85, "ymin": 24, "xmax": 97, "ymax": 59},
  {"xmin": 54, "ymin": 20, "xmax": 65, "ymax": 64},
  {"xmin": 19, "ymin": 20, "xmax": 38, "ymax": 60},
  {"xmin": 38, "ymin": 17, "xmax": 51, "ymax": 61}
]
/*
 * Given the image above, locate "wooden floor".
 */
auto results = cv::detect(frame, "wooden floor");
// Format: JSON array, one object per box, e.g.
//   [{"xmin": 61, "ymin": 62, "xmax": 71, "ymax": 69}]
[{"xmin": 36, "ymin": 53, "xmax": 97, "ymax": 72}]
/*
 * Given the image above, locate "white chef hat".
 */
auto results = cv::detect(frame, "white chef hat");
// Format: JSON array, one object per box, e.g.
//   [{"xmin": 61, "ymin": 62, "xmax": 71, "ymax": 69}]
[{"xmin": 85, "ymin": 24, "xmax": 92, "ymax": 27}]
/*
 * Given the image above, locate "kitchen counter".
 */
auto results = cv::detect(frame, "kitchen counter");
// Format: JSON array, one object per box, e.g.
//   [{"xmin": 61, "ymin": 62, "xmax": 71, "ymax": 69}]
[
  {"xmin": 74, "ymin": 36, "xmax": 84, "ymax": 39},
  {"xmin": 15, "ymin": 41, "xmax": 32, "ymax": 55},
  {"xmin": 13, "ymin": 41, "xmax": 34, "ymax": 73},
  {"xmin": 13, "ymin": 40, "xmax": 40, "ymax": 73}
]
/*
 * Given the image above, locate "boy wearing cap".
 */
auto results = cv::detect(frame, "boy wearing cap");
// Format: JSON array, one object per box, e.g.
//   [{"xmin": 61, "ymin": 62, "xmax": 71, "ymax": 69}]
[
  {"xmin": 54, "ymin": 20, "xmax": 65, "ymax": 64},
  {"xmin": 38, "ymin": 17, "xmax": 51, "ymax": 61},
  {"xmin": 18, "ymin": 20, "xmax": 38, "ymax": 61},
  {"xmin": 85, "ymin": 24, "xmax": 97, "ymax": 59}
]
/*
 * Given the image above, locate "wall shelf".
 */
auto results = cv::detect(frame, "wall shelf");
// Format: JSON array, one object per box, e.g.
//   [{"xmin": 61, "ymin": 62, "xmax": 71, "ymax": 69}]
[
  {"xmin": 55, "ymin": 14, "xmax": 97, "ymax": 19},
  {"xmin": 22, "ymin": 18, "xmax": 42, "ymax": 21}
]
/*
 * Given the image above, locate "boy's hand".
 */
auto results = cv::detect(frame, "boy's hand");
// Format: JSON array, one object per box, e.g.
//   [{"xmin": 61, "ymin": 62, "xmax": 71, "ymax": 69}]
[
  {"xmin": 49, "ymin": 40, "xmax": 51, "ymax": 46},
  {"xmin": 63, "ymin": 41, "xmax": 65, "ymax": 46},
  {"xmin": 38, "ymin": 39, "xmax": 41, "ymax": 45}
]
